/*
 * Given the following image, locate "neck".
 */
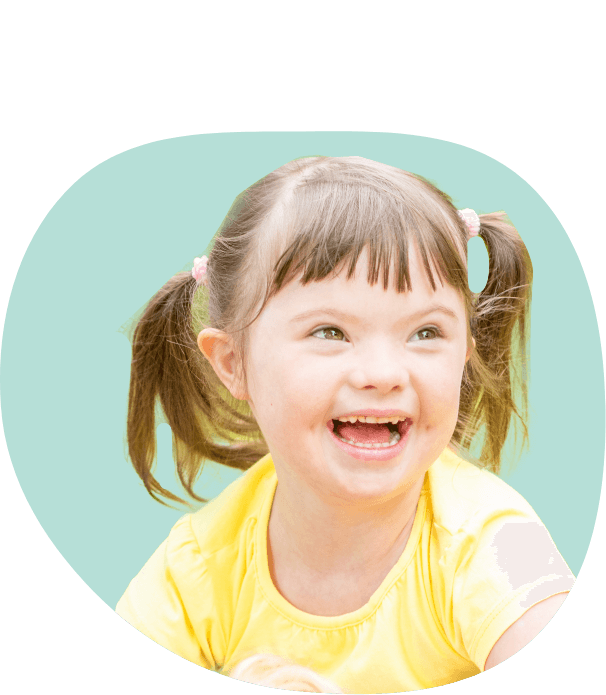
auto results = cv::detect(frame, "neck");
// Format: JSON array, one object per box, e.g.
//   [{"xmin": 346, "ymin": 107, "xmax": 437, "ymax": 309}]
[{"xmin": 268, "ymin": 478, "xmax": 423, "ymax": 579}]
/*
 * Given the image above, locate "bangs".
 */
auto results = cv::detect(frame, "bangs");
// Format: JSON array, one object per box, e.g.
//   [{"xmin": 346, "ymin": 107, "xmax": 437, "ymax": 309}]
[{"xmin": 269, "ymin": 176, "xmax": 469, "ymax": 295}]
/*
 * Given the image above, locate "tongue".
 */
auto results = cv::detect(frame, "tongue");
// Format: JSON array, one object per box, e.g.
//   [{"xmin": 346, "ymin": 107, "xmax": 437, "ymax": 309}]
[{"xmin": 335, "ymin": 421, "xmax": 391, "ymax": 444}]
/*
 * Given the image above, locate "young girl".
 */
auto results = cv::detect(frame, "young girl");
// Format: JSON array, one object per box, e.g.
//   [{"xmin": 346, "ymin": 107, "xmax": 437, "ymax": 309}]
[{"xmin": 117, "ymin": 156, "xmax": 575, "ymax": 693}]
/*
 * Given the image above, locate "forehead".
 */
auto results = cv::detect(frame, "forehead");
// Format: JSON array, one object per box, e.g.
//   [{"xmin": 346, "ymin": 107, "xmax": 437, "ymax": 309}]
[{"xmin": 262, "ymin": 244, "xmax": 467, "ymax": 321}]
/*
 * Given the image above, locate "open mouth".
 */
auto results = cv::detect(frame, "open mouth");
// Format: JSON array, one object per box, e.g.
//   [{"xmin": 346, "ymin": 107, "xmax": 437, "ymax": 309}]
[{"xmin": 328, "ymin": 415, "xmax": 411, "ymax": 449}]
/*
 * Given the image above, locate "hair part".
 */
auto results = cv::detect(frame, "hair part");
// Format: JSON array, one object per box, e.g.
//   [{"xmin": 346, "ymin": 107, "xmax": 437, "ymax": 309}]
[{"xmin": 126, "ymin": 156, "xmax": 532, "ymax": 506}]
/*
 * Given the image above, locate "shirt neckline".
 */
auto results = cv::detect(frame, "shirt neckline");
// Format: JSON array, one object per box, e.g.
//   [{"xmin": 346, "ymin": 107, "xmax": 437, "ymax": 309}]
[{"xmin": 254, "ymin": 459, "xmax": 429, "ymax": 630}]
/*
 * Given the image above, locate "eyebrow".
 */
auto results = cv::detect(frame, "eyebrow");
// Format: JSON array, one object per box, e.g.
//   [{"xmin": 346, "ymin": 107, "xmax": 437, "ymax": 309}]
[{"xmin": 290, "ymin": 304, "xmax": 461, "ymax": 324}]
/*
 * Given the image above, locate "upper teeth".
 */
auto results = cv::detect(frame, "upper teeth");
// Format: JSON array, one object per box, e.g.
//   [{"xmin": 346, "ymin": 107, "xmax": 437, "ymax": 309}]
[{"xmin": 335, "ymin": 416, "xmax": 403, "ymax": 424}]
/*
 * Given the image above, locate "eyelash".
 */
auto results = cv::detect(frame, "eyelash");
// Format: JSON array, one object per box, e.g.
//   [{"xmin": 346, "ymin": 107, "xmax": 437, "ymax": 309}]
[{"xmin": 310, "ymin": 326, "xmax": 444, "ymax": 342}]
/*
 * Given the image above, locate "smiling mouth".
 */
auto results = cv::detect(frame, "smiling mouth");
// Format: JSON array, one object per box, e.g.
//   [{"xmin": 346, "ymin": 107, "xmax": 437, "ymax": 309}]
[
  {"xmin": 329, "ymin": 419, "xmax": 410, "ymax": 435},
  {"xmin": 326, "ymin": 415, "xmax": 413, "ymax": 461},
  {"xmin": 329, "ymin": 420, "xmax": 408, "ymax": 449}
]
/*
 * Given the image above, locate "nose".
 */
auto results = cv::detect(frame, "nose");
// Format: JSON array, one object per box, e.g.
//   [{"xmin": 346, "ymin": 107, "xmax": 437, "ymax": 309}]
[{"xmin": 348, "ymin": 341, "xmax": 409, "ymax": 394}]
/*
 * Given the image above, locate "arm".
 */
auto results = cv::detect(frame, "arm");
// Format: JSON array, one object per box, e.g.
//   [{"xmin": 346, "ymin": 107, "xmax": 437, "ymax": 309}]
[{"xmin": 484, "ymin": 592, "xmax": 569, "ymax": 670}]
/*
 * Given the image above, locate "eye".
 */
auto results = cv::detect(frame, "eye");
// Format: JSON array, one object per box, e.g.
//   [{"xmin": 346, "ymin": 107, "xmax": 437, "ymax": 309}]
[
  {"xmin": 310, "ymin": 326, "xmax": 444, "ymax": 342},
  {"xmin": 410, "ymin": 326, "xmax": 442, "ymax": 341},
  {"xmin": 311, "ymin": 326, "xmax": 344, "ymax": 340}
]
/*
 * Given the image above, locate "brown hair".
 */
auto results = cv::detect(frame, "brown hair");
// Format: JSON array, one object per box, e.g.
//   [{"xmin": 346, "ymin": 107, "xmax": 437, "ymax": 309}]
[{"xmin": 126, "ymin": 156, "xmax": 532, "ymax": 506}]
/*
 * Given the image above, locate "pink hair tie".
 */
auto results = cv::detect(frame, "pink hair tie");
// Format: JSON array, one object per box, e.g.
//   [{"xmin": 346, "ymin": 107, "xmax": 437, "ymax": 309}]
[
  {"xmin": 457, "ymin": 208, "xmax": 481, "ymax": 238},
  {"xmin": 192, "ymin": 256, "xmax": 209, "ymax": 286}
]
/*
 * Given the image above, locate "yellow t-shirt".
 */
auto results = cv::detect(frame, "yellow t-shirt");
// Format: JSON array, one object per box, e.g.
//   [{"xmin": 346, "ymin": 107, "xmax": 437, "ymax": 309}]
[{"xmin": 116, "ymin": 449, "xmax": 575, "ymax": 693}]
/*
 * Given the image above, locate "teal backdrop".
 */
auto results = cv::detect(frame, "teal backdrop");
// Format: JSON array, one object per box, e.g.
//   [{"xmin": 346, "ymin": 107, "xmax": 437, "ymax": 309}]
[{"xmin": 1, "ymin": 133, "xmax": 603, "ymax": 609}]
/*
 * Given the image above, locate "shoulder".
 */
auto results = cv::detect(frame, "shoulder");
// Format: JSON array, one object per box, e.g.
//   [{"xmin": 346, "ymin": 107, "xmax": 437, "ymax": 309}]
[
  {"xmin": 426, "ymin": 447, "xmax": 537, "ymax": 536},
  {"xmin": 166, "ymin": 454, "xmax": 276, "ymax": 578},
  {"xmin": 425, "ymin": 449, "xmax": 574, "ymax": 670},
  {"xmin": 426, "ymin": 447, "xmax": 573, "ymax": 592},
  {"xmin": 188, "ymin": 453, "xmax": 276, "ymax": 550}
]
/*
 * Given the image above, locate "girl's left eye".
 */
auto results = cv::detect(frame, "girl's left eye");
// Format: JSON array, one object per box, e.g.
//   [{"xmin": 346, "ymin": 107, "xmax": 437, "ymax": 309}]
[
  {"xmin": 415, "ymin": 326, "xmax": 442, "ymax": 340},
  {"xmin": 311, "ymin": 326, "xmax": 348, "ymax": 341},
  {"xmin": 311, "ymin": 326, "xmax": 442, "ymax": 342}
]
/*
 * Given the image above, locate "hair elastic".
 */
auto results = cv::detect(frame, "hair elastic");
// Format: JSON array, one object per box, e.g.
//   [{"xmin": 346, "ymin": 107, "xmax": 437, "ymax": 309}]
[
  {"xmin": 457, "ymin": 208, "xmax": 481, "ymax": 238},
  {"xmin": 192, "ymin": 256, "xmax": 209, "ymax": 286}
]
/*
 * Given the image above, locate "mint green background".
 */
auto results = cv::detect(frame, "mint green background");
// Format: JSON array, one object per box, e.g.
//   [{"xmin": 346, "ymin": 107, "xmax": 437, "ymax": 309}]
[{"xmin": 1, "ymin": 133, "xmax": 603, "ymax": 609}]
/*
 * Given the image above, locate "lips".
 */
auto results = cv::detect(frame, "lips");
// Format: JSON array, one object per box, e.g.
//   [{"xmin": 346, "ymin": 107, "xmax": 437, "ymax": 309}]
[{"xmin": 326, "ymin": 414, "xmax": 412, "ymax": 461}]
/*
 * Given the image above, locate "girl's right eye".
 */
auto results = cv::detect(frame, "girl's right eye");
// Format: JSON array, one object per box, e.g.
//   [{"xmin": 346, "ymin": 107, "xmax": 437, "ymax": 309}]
[{"xmin": 311, "ymin": 326, "xmax": 345, "ymax": 340}]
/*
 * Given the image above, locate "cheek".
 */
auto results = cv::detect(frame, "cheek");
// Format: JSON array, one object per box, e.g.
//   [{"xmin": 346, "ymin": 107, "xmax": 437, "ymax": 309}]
[
  {"xmin": 277, "ymin": 358, "xmax": 337, "ymax": 421},
  {"xmin": 417, "ymin": 356, "xmax": 465, "ymax": 421},
  {"xmin": 246, "ymin": 347, "xmax": 333, "ymax": 425}
]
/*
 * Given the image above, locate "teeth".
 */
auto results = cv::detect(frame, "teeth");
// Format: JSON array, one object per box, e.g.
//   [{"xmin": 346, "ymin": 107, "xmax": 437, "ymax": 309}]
[
  {"xmin": 339, "ymin": 430, "xmax": 402, "ymax": 449},
  {"xmin": 336, "ymin": 415, "xmax": 406, "ymax": 424}
]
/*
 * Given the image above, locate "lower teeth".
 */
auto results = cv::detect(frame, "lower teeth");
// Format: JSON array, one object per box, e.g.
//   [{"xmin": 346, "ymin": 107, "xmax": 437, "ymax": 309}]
[{"xmin": 338, "ymin": 430, "xmax": 401, "ymax": 449}]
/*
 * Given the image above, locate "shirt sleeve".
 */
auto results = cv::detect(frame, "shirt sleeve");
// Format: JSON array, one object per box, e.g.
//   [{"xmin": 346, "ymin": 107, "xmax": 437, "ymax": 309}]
[
  {"xmin": 115, "ymin": 516, "xmax": 215, "ymax": 670},
  {"xmin": 443, "ymin": 510, "xmax": 575, "ymax": 671}
]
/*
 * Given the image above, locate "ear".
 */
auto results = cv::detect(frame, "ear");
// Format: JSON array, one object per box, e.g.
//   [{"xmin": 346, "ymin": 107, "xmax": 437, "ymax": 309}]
[
  {"xmin": 465, "ymin": 337, "xmax": 476, "ymax": 363},
  {"xmin": 197, "ymin": 328, "xmax": 249, "ymax": 400}
]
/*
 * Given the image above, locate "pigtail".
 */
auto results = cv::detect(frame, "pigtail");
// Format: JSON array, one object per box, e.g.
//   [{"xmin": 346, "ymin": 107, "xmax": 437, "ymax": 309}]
[
  {"xmin": 455, "ymin": 212, "xmax": 532, "ymax": 473},
  {"xmin": 127, "ymin": 272, "xmax": 267, "ymax": 507}
]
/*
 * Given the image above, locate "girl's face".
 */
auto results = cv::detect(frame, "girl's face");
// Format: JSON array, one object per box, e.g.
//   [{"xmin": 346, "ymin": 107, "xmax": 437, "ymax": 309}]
[{"xmin": 243, "ymin": 245, "xmax": 471, "ymax": 504}]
